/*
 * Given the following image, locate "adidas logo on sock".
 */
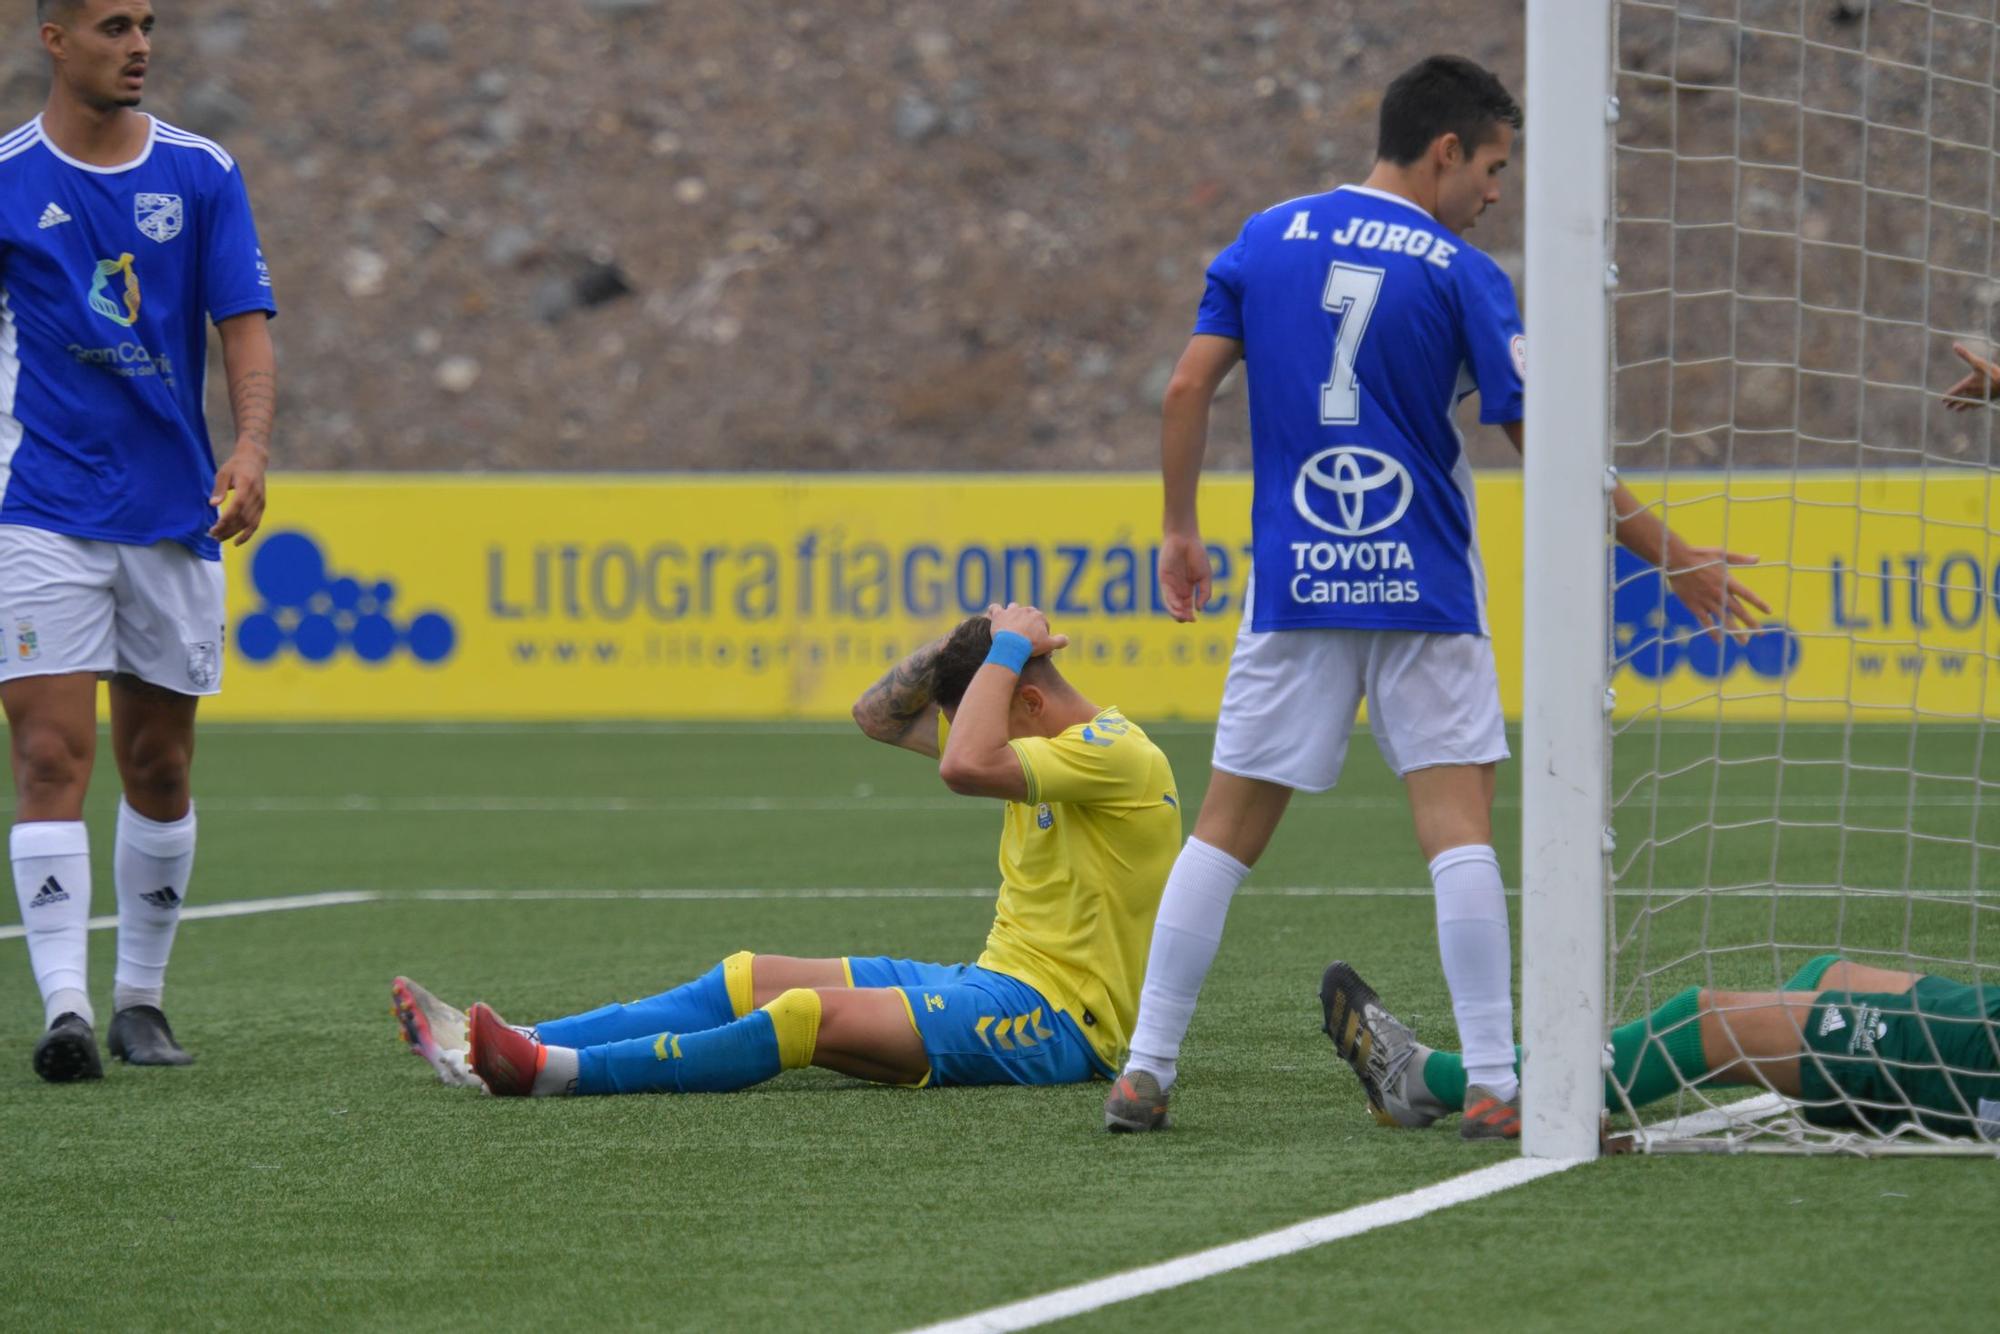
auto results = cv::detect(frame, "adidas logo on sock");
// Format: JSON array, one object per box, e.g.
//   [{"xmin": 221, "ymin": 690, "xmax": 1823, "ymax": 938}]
[
  {"xmin": 140, "ymin": 886, "xmax": 182, "ymax": 910},
  {"xmin": 37, "ymin": 201, "xmax": 72, "ymax": 229},
  {"xmin": 1817, "ymin": 1007, "xmax": 1847, "ymax": 1037},
  {"xmin": 28, "ymin": 875, "xmax": 70, "ymax": 907}
]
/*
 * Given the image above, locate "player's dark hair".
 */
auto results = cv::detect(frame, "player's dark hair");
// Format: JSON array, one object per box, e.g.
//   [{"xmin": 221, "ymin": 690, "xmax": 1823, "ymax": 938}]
[
  {"xmin": 932, "ymin": 614, "xmax": 1054, "ymax": 711},
  {"xmin": 1375, "ymin": 55, "xmax": 1522, "ymax": 167},
  {"xmin": 37, "ymin": 0, "xmax": 81, "ymax": 23}
]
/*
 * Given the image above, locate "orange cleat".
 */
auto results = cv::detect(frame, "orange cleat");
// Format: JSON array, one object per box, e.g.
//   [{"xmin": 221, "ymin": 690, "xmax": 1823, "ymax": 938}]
[
  {"xmin": 467, "ymin": 1002, "xmax": 544, "ymax": 1097},
  {"xmin": 1461, "ymin": 1085, "xmax": 1522, "ymax": 1140}
]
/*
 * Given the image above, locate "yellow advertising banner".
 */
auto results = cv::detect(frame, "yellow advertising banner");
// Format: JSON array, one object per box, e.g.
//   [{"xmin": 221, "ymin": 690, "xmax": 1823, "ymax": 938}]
[{"xmin": 203, "ymin": 472, "xmax": 1997, "ymax": 722}]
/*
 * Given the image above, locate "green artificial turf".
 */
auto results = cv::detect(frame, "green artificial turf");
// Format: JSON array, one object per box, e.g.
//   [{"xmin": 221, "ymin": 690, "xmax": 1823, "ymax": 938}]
[{"xmin": 0, "ymin": 723, "xmax": 1993, "ymax": 1331}]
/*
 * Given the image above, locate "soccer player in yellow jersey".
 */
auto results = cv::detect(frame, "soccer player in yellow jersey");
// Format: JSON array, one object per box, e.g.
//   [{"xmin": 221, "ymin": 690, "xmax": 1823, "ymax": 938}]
[{"xmin": 391, "ymin": 605, "xmax": 1182, "ymax": 1098}]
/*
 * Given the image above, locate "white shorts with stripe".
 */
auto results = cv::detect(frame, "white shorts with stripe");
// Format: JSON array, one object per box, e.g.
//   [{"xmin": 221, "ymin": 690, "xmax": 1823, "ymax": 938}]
[{"xmin": 0, "ymin": 524, "xmax": 225, "ymax": 696}]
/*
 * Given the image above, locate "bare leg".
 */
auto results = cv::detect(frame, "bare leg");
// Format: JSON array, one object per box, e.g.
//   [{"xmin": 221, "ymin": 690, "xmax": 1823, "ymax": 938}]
[
  {"xmin": 1815, "ymin": 961, "xmax": 1920, "ymax": 994},
  {"xmin": 749, "ymin": 956, "xmax": 851, "ymax": 1003},
  {"xmin": 807, "ymin": 987, "xmax": 929, "ymax": 1085},
  {"xmin": 1402, "ymin": 762, "xmax": 1498, "ymax": 862},
  {"xmin": 1190, "ymin": 769, "xmax": 1293, "ymax": 867},
  {"xmin": 1699, "ymin": 990, "xmax": 1818, "ymax": 1097},
  {"xmin": 2, "ymin": 673, "xmax": 99, "ymax": 821},
  {"xmin": 108, "ymin": 673, "xmax": 198, "ymax": 822}
]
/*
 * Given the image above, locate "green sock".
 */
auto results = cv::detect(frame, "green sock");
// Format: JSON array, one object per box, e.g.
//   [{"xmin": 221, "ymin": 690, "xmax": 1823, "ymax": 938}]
[
  {"xmin": 1605, "ymin": 987, "xmax": 1707, "ymax": 1107},
  {"xmin": 1421, "ymin": 988, "xmax": 1708, "ymax": 1113},
  {"xmin": 1420, "ymin": 1045, "xmax": 1523, "ymax": 1112},
  {"xmin": 1782, "ymin": 954, "xmax": 1840, "ymax": 992}
]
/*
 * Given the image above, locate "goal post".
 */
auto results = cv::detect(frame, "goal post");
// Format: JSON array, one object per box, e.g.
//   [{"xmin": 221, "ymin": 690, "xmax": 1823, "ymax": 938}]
[
  {"xmin": 1528, "ymin": 0, "xmax": 2000, "ymax": 1157},
  {"xmin": 1521, "ymin": 0, "xmax": 1616, "ymax": 1162}
]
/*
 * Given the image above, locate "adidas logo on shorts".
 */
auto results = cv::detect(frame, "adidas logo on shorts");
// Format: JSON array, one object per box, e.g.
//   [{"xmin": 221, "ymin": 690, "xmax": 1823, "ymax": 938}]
[
  {"xmin": 1817, "ymin": 1007, "xmax": 1846, "ymax": 1037},
  {"xmin": 28, "ymin": 876, "xmax": 69, "ymax": 908}
]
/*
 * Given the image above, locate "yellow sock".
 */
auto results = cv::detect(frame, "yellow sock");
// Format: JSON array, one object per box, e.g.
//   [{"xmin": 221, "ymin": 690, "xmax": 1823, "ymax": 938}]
[
  {"xmin": 722, "ymin": 950, "xmax": 756, "ymax": 1018},
  {"xmin": 761, "ymin": 988, "xmax": 822, "ymax": 1070}
]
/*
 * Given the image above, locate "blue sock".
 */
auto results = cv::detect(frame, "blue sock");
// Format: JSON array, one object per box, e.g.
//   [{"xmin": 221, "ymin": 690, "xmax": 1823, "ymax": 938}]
[
  {"xmin": 574, "ymin": 1011, "xmax": 783, "ymax": 1095},
  {"xmin": 534, "ymin": 961, "xmax": 737, "ymax": 1048}
]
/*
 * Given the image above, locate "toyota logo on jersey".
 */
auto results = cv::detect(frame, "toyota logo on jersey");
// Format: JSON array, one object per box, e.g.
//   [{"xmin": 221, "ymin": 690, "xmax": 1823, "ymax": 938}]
[{"xmin": 1292, "ymin": 446, "xmax": 1415, "ymax": 537}]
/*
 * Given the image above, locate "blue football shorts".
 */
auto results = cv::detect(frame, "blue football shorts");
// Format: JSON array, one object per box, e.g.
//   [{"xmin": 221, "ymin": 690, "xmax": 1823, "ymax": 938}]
[{"xmin": 844, "ymin": 956, "xmax": 1111, "ymax": 1087}]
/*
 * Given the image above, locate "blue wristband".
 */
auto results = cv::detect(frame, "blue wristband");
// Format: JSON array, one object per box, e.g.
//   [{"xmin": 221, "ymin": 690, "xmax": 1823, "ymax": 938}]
[{"xmin": 985, "ymin": 630, "xmax": 1034, "ymax": 673}]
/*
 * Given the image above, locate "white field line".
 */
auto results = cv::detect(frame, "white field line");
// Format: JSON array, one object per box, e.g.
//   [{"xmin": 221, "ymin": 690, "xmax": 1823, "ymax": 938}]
[
  {"xmin": 0, "ymin": 890, "xmax": 381, "ymax": 942},
  {"xmin": 4, "ymin": 791, "xmax": 1982, "ymax": 816},
  {"xmin": 903, "ymin": 1157, "xmax": 1587, "ymax": 1334},
  {"xmin": 2, "ymin": 885, "xmax": 1977, "ymax": 944}
]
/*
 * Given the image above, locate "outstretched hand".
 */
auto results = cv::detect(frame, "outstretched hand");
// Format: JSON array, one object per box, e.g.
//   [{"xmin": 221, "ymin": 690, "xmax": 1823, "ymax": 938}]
[
  {"xmin": 986, "ymin": 602, "xmax": 1069, "ymax": 656},
  {"xmin": 1942, "ymin": 342, "xmax": 2000, "ymax": 412},
  {"xmin": 1667, "ymin": 546, "xmax": 1772, "ymax": 643}
]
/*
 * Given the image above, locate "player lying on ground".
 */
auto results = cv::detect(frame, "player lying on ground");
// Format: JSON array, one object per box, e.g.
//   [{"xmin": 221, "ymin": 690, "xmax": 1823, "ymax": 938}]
[
  {"xmin": 1320, "ymin": 957, "xmax": 2000, "ymax": 1140},
  {"xmin": 392, "ymin": 605, "xmax": 1181, "ymax": 1096}
]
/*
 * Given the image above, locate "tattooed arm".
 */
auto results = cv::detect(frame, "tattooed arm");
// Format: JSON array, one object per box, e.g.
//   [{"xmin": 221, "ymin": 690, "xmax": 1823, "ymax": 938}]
[
  {"xmin": 851, "ymin": 635, "xmax": 949, "ymax": 757},
  {"xmin": 210, "ymin": 312, "xmax": 276, "ymax": 546}
]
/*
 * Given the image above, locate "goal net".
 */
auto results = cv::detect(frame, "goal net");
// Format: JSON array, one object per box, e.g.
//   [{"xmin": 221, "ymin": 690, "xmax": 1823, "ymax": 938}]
[{"xmin": 1604, "ymin": 0, "xmax": 2000, "ymax": 1154}]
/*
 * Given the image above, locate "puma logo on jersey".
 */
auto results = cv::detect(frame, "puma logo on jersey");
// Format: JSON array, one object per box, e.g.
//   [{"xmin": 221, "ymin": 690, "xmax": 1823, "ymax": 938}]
[{"xmin": 37, "ymin": 202, "xmax": 72, "ymax": 229}]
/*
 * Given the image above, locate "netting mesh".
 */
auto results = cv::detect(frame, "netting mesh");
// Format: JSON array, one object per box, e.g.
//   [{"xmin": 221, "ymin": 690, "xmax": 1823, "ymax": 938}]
[{"xmin": 1608, "ymin": 0, "xmax": 2000, "ymax": 1153}]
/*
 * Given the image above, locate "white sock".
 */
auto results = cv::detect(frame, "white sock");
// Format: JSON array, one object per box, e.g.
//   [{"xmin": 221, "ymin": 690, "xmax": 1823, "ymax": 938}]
[
  {"xmin": 11, "ymin": 821, "xmax": 93, "ymax": 1028},
  {"xmin": 113, "ymin": 800, "xmax": 196, "ymax": 1013},
  {"xmin": 533, "ymin": 1044, "xmax": 579, "ymax": 1097},
  {"xmin": 1431, "ymin": 844, "xmax": 1518, "ymax": 1101},
  {"xmin": 1125, "ymin": 836, "xmax": 1251, "ymax": 1090}
]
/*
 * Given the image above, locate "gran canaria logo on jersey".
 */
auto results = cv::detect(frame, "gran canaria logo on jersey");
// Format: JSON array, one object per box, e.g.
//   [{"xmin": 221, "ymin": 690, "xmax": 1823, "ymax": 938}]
[
  {"xmin": 1288, "ymin": 446, "xmax": 1420, "ymax": 606},
  {"xmin": 87, "ymin": 252, "xmax": 142, "ymax": 327}
]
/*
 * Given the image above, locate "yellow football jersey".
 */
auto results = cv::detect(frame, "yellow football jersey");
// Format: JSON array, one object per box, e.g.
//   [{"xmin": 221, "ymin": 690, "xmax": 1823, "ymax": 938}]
[{"xmin": 975, "ymin": 707, "xmax": 1181, "ymax": 1071}]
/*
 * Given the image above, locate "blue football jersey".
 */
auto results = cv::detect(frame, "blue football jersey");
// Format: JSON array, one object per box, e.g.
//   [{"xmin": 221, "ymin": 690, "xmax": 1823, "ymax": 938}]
[
  {"xmin": 1196, "ymin": 185, "xmax": 1523, "ymax": 635},
  {"xmin": 0, "ymin": 115, "xmax": 276, "ymax": 561}
]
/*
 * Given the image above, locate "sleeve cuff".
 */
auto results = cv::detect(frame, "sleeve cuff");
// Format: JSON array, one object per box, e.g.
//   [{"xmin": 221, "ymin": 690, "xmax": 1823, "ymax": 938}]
[{"xmin": 1007, "ymin": 740, "xmax": 1041, "ymax": 805}]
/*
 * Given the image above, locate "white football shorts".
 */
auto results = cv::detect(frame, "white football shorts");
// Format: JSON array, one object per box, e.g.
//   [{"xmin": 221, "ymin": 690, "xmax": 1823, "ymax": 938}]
[
  {"xmin": 1210, "ymin": 616, "xmax": 1508, "ymax": 792},
  {"xmin": 0, "ymin": 524, "xmax": 226, "ymax": 696}
]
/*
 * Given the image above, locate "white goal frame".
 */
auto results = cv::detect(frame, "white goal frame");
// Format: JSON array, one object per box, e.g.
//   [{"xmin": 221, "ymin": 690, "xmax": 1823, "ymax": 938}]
[{"xmin": 1521, "ymin": 0, "xmax": 1616, "ymax": 1162}]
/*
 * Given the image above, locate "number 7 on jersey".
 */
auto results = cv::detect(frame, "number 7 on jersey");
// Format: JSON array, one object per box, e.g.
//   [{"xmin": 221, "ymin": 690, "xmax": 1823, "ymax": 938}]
[{"xmin": 1320, "ymin": 262, "xmax": 1385, "ymax": 426}]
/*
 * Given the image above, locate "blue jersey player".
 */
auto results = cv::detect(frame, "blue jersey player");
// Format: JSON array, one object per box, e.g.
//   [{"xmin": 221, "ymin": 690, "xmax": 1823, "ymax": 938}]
[
  {"xmin": 2, "ymin": 0, "xmax": 277, "ymax": 1082},
  {"xmin": 1104, "ymin": 56, "xmax": 1769, "ymax": 1136}
]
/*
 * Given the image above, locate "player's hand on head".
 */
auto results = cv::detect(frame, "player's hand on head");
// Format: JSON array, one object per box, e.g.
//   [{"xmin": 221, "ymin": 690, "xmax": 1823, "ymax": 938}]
[
  {"xmin": 208, "ymin": 444, "xmax": 270, "ymax": 546},
  {"xmin": 1157, "ymin": 531, "xmax": 1212, "ymax": 624},
  {"xmin": 1942, "ymin": 342, "xmax": 2000, "ymax": 412},
  {"xmin": 1667, "ymin": 545, "xmax": 1771, "ymax": 644},
  {"xmin": 987, "ymin": 602, "xmax": 1068, "ymax": 657}
]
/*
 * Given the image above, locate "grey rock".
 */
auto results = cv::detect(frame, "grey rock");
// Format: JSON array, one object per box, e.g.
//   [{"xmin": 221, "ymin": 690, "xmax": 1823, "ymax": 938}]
[
  {"xmin": 195, "ymin": 10, "xmax": 250, "ymax": 61},
  {"xmin": 484, "ymin": 225, "xmax": 539, "ymax": 269},
  {"xmin": 404, "ymin": 23, "xmax": 451, "ymax": 61},
  {"xmin": 533, "ymin": 256, "xmax": 637, "ymax": 324},
  {"xmin": 893, "ymin": 93, "xmax": 944, "ymax": 144},
  {"xmin": 177, "ymin": 81, "xmax": 250, "ymax": 138},
  {"xmin": 583, "ymin": 0, "xmax": 662, "ymax": 13}
]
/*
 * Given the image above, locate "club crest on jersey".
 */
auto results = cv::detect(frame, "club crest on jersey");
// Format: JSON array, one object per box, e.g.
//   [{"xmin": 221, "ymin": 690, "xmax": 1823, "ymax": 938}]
[
  {"xmin": 1292, "ymin": 446, "xmax": 1414, "ymax": 537},
  {"xmin": 14, "ymin": 619, "xmax": 38, "ymax": 662},
  {"xmin": 1036, "ymin": 803, "xmax": 1054, "ymax": 830},
  {"xmin": 135, "ymin": 192, "xmax": 184, "ymax": 243}
]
